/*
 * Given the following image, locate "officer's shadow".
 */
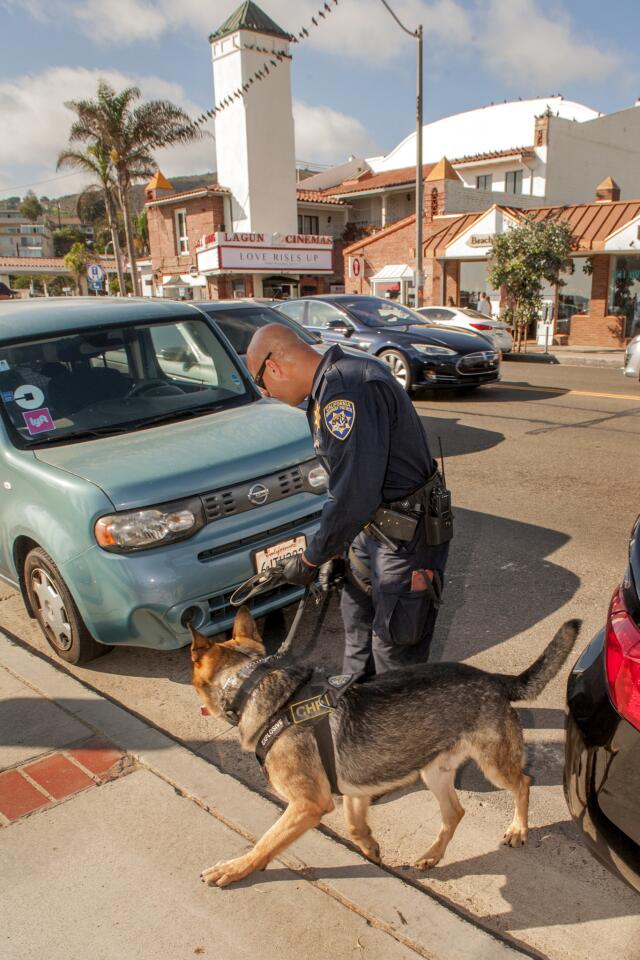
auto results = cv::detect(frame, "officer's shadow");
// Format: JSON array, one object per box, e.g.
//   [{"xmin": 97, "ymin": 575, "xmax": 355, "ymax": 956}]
[{"xmin": 431, "ymin": 505, "xmax": 580, "ymax": 661}]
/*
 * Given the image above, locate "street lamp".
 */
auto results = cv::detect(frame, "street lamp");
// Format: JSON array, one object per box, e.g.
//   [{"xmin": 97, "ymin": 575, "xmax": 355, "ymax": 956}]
[{"xmin": 379, "ymin": 1, "xmax": 423, "ymax": 307}]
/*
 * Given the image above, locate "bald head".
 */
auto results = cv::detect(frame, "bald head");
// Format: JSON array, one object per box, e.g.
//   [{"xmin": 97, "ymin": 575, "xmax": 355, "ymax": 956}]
[{"xmin": 246, "ymin": 323, "xmax": 322, "ymax": 406}]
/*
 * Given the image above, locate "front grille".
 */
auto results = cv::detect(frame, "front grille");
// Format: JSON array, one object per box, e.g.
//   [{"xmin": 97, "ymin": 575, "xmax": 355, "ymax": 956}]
[
  {"xmin": 457, "ymin": 351, "xmax": 499, "ymax": 375},
  {"xmin": 197, "ymin": 510, "xmax": 323, "ymax": 562},
  {"xmin": 207, "ymin": 581, "xmax": 302, "ymax": 628},
  {"xmin": 201, "ymin": 465, "xmax": 305, "ymax": 524}
]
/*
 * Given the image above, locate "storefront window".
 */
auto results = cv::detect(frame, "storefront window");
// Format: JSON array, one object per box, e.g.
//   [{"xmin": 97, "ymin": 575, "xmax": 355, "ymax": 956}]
[
  {"xmin": 459, "ymin": 261, "xmax": 495, "ymax": 308},
  {"xmin": 556, "ymin": 257, "xmax": 592, "ymax": 333},
  {"xmin": 608, "ymin": 255, "xmax": 640, "ymax": 338}
]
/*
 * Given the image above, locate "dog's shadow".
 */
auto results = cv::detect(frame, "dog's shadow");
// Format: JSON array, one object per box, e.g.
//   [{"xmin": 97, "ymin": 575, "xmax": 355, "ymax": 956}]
[{"xmin": 215, "ymin": 819, "xmax": 638, "ymax": 935}]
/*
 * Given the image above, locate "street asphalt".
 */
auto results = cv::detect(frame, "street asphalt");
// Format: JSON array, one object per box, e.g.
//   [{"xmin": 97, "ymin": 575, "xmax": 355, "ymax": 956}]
[{"xmin": 1, "ymin": 359, "xmax": 639, "ymax": 959}]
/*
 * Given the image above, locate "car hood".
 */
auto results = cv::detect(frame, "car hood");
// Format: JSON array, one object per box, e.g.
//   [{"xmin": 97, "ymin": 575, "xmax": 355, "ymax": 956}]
[
  {"xmin": 379, "ymin": 324, "xmax": 494, "ymax": 352},
  {"xmin": 34, "ymin": 400, "xmax": 314, "ymax": 511}
]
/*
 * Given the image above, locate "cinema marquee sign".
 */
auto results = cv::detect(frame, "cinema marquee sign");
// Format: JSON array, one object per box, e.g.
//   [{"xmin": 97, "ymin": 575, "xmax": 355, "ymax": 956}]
[{"xmin": 196, "ymin": 232, "xmax": 333, "ymax": 274}]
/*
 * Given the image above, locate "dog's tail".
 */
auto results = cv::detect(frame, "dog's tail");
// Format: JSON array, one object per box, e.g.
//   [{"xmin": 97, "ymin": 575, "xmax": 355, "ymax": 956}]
[{"xmin": 501, "ymin": 619, "xmax": 582, "ymax": 701}]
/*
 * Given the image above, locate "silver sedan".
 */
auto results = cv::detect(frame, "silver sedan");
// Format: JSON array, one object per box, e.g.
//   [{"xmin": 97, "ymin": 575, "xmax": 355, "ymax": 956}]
[
  {"xmin": 623, "ymin": 335, "xmax": 640, "ymax": 381},
  {"xmin": 416, "ymin": 305, "xmax": 513, "ymax": 354}
]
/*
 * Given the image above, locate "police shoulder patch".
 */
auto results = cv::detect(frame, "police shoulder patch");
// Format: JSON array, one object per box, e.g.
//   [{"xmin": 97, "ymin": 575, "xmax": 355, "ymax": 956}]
[{"xmin": 323, "ymin": 398, "xmax": 355, "ymax": 440}]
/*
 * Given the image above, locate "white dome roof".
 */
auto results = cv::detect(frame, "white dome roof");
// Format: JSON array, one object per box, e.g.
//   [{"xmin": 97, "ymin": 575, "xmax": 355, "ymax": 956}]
[{"xmin": 367, "ymin": 97, "xmax": 601, "ymax": 173}]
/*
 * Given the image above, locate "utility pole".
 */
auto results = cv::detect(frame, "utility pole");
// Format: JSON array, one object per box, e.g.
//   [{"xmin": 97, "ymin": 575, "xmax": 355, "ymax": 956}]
[{"xmin": 380, "ymin": 1, "xmax": 424, "ymax": 307}]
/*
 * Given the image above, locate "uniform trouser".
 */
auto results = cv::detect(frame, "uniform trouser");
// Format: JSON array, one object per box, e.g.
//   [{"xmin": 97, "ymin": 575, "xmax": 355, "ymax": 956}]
[{"xmin": 340, "ymin": 527, "xmax": 449, "ymax": 676}]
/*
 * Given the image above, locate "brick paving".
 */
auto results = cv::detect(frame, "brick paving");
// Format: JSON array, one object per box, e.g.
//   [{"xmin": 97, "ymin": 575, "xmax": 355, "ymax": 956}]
[{"xmin": 0, "ymin": 737, "xmax": 129, "ymax": 823}]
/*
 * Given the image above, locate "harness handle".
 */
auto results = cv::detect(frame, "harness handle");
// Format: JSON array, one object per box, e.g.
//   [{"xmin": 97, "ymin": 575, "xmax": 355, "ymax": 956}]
[{"xmin": 230, "ymin": 560, "xmax": 287, "ymax": 607}]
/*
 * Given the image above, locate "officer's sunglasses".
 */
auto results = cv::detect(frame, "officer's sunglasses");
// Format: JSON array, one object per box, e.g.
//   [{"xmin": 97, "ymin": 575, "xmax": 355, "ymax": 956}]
[{"xmin": 253, "ymin": 351, "xmax": 272, "ymax": 390}]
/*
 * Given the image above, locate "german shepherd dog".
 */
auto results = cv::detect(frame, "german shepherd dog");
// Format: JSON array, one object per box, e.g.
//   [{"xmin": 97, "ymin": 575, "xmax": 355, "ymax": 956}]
[{"xmin": 191, "ymin": 608, "xmax": 580, "ymax": 888}]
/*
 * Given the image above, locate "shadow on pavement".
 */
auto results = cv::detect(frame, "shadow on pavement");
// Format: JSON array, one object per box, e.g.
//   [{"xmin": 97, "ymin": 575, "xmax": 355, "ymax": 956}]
[
  {"xmin": 416, "ymin": 413, "xmax": 505, "ymax": 458},
  {"xmin": 416, "ymin": 381, "xmax": 569, "ymax": 404}
]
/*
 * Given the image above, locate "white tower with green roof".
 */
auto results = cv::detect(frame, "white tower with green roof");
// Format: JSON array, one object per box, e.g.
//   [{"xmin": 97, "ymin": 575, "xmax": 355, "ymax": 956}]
[{"xmin": 210, "ymin": 1, "xmax": 297, "ymax": 235}]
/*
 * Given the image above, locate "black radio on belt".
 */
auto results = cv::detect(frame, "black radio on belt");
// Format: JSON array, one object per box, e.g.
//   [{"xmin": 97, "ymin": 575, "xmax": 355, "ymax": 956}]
[{"xmin": 426, "ymin": 482, "xmax": 453, "ymax": 545}]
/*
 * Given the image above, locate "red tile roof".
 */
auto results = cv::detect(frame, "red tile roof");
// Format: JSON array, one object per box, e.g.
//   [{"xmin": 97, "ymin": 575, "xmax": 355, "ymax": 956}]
[
  {"xmin": 296, "ymin": 189, "xmax": 347, "ymax": 205},
  {"xmin": 452, "ymin": 146, "xmax": 535, "ymax": 164},
  {"xmin": 325, "ymin": 164, "xmax": 436, "ymax": 197},
  {"xmin": 0, "ymin": 256, "xmax": 118, "ymax": 270},
  {"xmin": 145, "ymin": 183, "xmax": 230, "ymax": 206}
]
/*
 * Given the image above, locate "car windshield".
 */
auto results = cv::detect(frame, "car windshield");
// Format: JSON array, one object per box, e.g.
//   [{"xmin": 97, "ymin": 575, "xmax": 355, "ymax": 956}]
[
  {"xmin": 201, "ymin": 304, "xmax": 320, "ymax": 355},
  {"xmin": 339, "ymin": 298, "xmax": 420, "ymax": 327},
  {"xmin": 0, "ymin": 316, "xmax": 252, "ymax": 447}
]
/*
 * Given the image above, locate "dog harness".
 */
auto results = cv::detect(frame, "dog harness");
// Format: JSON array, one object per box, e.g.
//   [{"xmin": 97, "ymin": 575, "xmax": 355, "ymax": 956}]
[{"xmin": 219, "ymin": 657, "xmax": 358, "ymax": 794}]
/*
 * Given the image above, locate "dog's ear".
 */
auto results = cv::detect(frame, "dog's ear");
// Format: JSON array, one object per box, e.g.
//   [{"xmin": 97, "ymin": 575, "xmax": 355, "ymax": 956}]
[
  {"xmin": 232, "ymin": 605, "xmax": 262, "ymax": 644},
  {"xmin": 189, "ymin": 625, "xmax": 216, "ymax": 664}
]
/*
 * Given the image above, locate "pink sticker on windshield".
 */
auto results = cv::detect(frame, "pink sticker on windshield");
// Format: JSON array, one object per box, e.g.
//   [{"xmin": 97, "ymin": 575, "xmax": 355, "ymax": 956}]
[{"xmin": 23, "ymin": 407, "xmax": 55, "ymax": 436}]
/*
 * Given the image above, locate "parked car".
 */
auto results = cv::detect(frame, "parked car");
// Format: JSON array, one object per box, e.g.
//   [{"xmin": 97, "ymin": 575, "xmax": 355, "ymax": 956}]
[
  {"xmin": 623, "ymin": 334, "xmax": 640, "ymax": 382},
  {"xmin": 415, "ymin": 305, "xmax": 513, "ymax": 354},
  {"xmin": 564, "ymin": 514, "xmax": 640, "ymax": 893},
  {"xmin": 273, "ymin": 295, "xmax": 500, "ymax": 393},
  {"xmin": 0, "ymin": 298, "xmax": 327, "ymax": 664},
  {"xmin": 192, "ymin": 299, "xmax": 323, "ymax": 359}
]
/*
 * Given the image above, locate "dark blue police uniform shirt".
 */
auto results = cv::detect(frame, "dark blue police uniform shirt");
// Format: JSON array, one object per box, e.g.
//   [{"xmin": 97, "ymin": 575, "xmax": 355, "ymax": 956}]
[{"xmin": 305, "ymin": 345, "xmax": 436, "ymax": 566}]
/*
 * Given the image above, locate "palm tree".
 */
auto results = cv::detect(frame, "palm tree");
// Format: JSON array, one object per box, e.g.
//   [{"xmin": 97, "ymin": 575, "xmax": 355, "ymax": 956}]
[
  {"xmin": 64, "ymin": 242, "xmax": 90, "ymax": 295},
  {"xmin": 63, "ymin": 81, "xmax": 207, "ymax": 296},
  {"xmin": 56, "ymin": 142, "xmax": 126, "ymax": 295}
]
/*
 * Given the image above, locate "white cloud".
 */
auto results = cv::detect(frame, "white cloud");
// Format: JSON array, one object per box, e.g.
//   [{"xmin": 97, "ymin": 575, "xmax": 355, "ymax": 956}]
[
  {"xmin": 293, "ymin": 100, "xmax": 379, "ymax": 164},
  {"xmin": 0, "ymin": 67, "xmax": 216, "ymax": 198},
  {"xmin": 479, "ymin": 0, "xmax": 616, "ymax": 86},
  {"xmin": 0, "ymin": 66, "xmax": 378, "ymax": 198}
]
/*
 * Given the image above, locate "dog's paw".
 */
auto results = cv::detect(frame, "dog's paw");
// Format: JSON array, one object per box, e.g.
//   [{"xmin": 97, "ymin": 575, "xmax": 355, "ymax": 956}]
[
  {"xmin": 503, "ymin": 825, "xmax": 528, "ymax": 848},
  {"xmin": 200, "ymin": 857, "xmax": 252, "ymax": 888},
  {"xmin": 414, "ymin": 852, "xmax": 442, "ymax": 870},
  {"xmin": 359, "ymin": 839, "xmax": 381, "ymax": 864}
]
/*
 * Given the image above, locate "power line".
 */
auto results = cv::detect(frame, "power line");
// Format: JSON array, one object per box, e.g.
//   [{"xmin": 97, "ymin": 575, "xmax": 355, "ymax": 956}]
[
  {"xmin": 192, "ymin": 0, "xmax": 341, "ymax": 128},
  {"xmin": 0, "ymin": 170, "xmax": 83, "ymax": 197}
]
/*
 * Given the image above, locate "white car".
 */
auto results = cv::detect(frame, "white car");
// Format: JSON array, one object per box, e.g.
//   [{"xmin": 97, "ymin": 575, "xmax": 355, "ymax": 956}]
[
  {"xmin": 623, "ymin": 334, "xmax": 640, "ymax": 381},
  {"xmin": 416, "ymin": 306, "xmax": 513, "ymax": 354}
]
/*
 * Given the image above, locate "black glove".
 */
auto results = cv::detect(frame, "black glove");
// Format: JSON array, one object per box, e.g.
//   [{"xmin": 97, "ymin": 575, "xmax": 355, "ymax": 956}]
[
  {"xmin": 317, "ymin": 558, "xmax": 346, "ymax": 593},
  {"xmin": 281, "ymin": 554, "xmax": 318, "ymax": 586}
]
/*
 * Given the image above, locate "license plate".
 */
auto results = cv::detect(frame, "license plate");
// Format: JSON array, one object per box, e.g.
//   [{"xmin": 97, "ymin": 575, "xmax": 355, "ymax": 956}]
[{"xmin": 253, "ymin": 535, "xmax": 306, "ymax": 573}]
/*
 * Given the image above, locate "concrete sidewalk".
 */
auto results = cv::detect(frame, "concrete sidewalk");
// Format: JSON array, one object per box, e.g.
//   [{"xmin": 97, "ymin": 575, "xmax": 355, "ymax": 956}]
[
  {"xmin": 0, "ymin": 633, "xmax": 534, "ymax": 960},
  {"xmin": 504, "ymin": 345, "xmax": 626, "ymax": 368}
]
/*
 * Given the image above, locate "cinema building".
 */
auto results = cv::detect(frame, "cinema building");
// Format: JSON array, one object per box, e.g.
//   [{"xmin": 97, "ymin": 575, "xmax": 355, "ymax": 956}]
[{"xmin": 146, "ymin": 3, "xmax": 348, "ymax": 301}]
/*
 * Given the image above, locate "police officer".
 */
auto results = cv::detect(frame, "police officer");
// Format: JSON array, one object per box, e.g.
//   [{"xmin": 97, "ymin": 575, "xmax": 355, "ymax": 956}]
[{"xmin": 246, "ymin": 324, "xmax": 450, "ymax": 676}]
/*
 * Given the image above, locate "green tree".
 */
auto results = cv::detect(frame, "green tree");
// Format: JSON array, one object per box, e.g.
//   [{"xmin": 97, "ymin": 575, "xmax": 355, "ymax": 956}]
[
  {"xmin": 62, "ymin": 80, "xmax": 206, "ymax": 295},
  {"xmin": 487, "ymin": 216, "xmax": 574, "ymax": 351},
  {"xmin": 57, "ymin": 142, "xmax": 126, "ymax": 296},
  {"xmin": 19, "ymin": 190, "xmax": 43, "ymax": 223},
  {"xmin": 64, "ymin": 242, "xmax": 90, "ymax": 295},
  {"xmin": 53, "ymin": 226, "xmax": 85, "ymax": 257},
  {"xmin": 133, "ymin": 208, "xmax": 149, "ymax": 256}
]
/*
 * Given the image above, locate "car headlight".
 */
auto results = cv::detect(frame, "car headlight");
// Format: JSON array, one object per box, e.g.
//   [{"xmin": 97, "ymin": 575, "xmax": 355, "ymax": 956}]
[
  {"xmin": 95, "ymin": 496, "xmax": 205, "ymax": 552},
  {"xmin": 299, "ymin": 458, "xmax": 328, "ymax": 493},
  {"xmin": 411, "ymin": 344, "xmax": 457, "ymax": 356}
]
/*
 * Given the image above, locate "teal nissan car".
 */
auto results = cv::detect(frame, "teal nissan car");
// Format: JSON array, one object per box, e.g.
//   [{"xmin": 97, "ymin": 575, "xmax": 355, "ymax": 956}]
[{"xmin": 0, "ymin": 298, "xmax": 326, "ymax": 664}]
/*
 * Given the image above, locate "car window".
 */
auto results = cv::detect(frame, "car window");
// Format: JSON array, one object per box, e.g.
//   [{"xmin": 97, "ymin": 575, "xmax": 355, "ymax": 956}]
[
  {"xmin": 340, "ymin": 297, "xmax": 418, "ymax": 327},
  {"xmin": 275, "ymin": 300, "xmax": 306, "ymax": 324},
  {"xmin": 460, "ymin": 308, "xmax": 491, "ymax": 320},
  {"xmin": 202, "ymin": 304, "xmax": 318, "ymax": 354},
  {"xmin": 420, "ymin": 308, "xmax": 454, "ymax": 322},
  {"xmin": 0, "ymin": 317, "xmax": 251, "ymax": 447},
  {"xmin": 306, "ymin": 301, "xmax": 344, "ymax": 329}
]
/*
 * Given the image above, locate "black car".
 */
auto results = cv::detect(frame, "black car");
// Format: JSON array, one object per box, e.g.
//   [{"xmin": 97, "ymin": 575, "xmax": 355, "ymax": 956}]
[
  {"xmin": 191, "ymin": 299, "xmax": 322, "ymax": 357},
  {"xmin": 273, "ymin": 295, "xmax": 500, "ymax": 393},
  {"xmin": 564, "ymin": 514, "xmax": 640, "ymax": 893}
]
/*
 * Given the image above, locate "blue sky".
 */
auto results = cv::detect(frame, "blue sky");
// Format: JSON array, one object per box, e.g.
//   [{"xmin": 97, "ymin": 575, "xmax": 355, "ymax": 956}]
[{"xmin": 1, "ymin": 0, "xmax": 639, "ymax": 198}]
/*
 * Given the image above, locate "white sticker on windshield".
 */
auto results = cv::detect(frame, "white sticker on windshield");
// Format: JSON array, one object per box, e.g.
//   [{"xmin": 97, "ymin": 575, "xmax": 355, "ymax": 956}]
[{"xmin": 14, "ymin": 385, "xmax": 45, "ymax": 410}]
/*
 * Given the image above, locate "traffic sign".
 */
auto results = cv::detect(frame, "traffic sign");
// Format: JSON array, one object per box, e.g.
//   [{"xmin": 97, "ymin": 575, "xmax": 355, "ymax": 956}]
[
  {"xmin": 89, "ymin": 280, "xmax": 103, "ymax": 292},
  {"xmin": 87, "ymin": 263, "xmax": 105, "ymax": 283}
]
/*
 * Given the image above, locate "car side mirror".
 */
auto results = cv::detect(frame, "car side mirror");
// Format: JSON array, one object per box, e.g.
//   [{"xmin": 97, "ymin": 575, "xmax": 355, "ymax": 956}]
[{"xmin": 328, "ymin": 319, "xmax": 352, "ymax": 337}]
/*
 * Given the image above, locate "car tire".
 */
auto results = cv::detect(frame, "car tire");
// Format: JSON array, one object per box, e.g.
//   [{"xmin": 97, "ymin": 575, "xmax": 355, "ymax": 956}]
[
  {"xmin": 377, "ymin": 350, "xmax": 413, "ymax": 393},
  {"xmin": 24, "ymin": 547, "xmax": 111, "ymax": 665}
]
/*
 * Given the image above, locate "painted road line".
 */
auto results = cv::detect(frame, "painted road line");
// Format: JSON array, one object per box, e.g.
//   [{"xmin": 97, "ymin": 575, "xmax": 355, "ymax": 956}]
[{"xmin": 497, "ymin": 383, "xmax": 640, "ymax": 402}]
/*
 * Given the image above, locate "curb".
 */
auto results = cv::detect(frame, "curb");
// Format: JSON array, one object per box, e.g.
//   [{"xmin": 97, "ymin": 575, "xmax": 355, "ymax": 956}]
[
  {"xmin": 0, "ymin": 632, "xmax": 536, "ymax": 960},
  {"xmin": 503, "ymin": 353, "xmax": 559, "ymax": 365}
]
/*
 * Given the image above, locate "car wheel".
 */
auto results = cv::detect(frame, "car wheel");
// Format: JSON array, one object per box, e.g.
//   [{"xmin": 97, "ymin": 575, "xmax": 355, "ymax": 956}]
[
  {"xmin": 24, "ymin": 547, "xmax": 110, "ymax": 665},
  {"xmin": 378, "ymin": 350, "xmax": 412, "ymax": 392}
]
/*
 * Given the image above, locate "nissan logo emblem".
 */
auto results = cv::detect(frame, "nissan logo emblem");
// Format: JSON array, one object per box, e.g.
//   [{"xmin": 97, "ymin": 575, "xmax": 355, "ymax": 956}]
[{"xmin": 248, "ymin": 483, "xmax": 269, "ymax": 506}]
